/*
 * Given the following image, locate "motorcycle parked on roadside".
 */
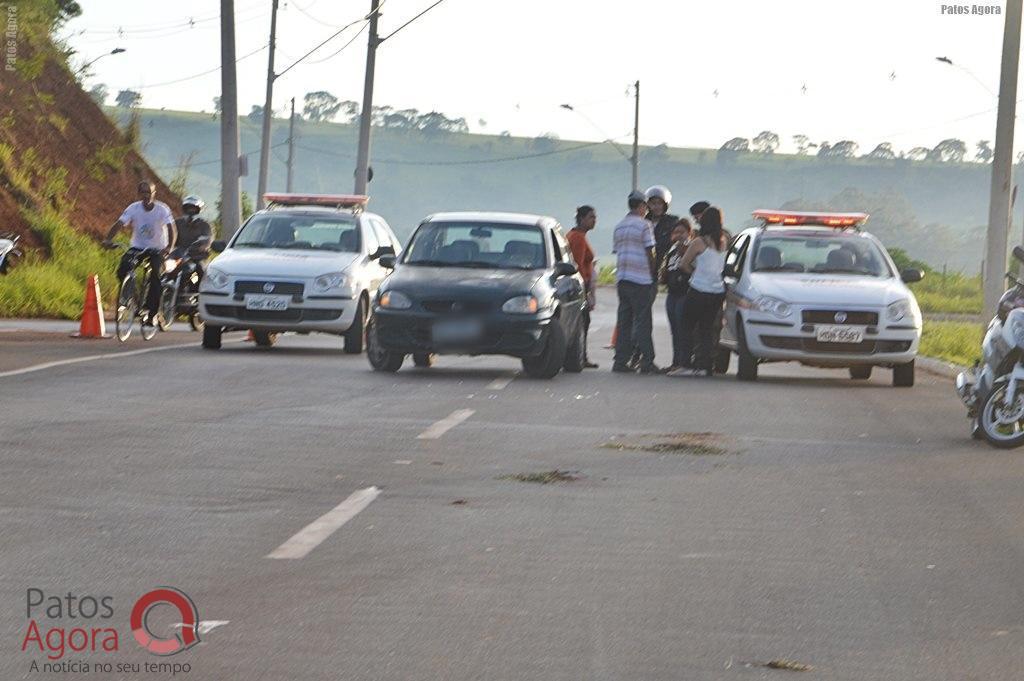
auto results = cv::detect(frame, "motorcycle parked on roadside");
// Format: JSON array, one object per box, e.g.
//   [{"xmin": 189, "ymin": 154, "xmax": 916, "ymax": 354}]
[
  {"xmin": 158, "ymin": 237, "xmax": 210, "ymax": 332},
  {"xmin": 956, "ymin": 245, "xmax": 1024, "ymax": 448},
  {"xmin": 0, "ymin": 232, "xmax": 22, "ymax": 274}
]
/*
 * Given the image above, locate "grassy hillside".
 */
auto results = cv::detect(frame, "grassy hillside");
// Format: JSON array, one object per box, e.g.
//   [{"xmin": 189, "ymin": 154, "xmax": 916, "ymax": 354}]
[{"xmin": 124, "ymin": 108, "xmax": 998, "ymax": 273}]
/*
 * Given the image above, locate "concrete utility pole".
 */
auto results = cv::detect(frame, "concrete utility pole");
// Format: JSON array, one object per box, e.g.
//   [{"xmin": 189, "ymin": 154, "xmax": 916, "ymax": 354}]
[
  {"xmin": 631, "ymin": 80, "xmax": 640, "ymax": 191},
  {"xmin": 286, "ymin": 97, "xmax": 296, "ymax": 192},
  {"xmin": 220, "ymin": 0, "xmax": 242, "ymax": 238},
  {"xmin": 256, "ymin": 0, "xmax": 280, "ymax": 211},
  {"xmin": 354, "ymin": 0, "xmax": 381, "ymax": 196},
  {"xmin": 985, "ymin": 0, "xmax": 1023, "ymax": 316}
]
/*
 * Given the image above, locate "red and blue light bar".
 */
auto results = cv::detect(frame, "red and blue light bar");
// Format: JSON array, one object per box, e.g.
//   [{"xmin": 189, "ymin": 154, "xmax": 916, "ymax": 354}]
[
  {"xmin": 752, "ymin": 209, "xmax": 869, "ymax": 227},
  {"xmin": 264, "ymin": 193, "xmax": 369, "ymax": 210}
]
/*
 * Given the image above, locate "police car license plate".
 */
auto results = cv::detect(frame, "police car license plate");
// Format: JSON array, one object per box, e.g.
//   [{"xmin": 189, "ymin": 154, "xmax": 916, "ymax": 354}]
[
  {"xmin": 433, "ymin": 319, "xmax": 483, "ymax": 344},
  {"xmin": 815, "ymin": 325, "xmax": 865, "ymax": 344},
  {"xmin": 245, "ymin": 294, "xmax": 291, "ymax": 311}
]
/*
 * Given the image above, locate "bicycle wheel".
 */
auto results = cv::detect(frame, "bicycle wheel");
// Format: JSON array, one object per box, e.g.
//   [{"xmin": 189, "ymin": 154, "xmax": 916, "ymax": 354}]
[
  {"xmin": 157, "ymin": 280, "xmax": 177, "ymax": 331},
  {"xmin": 115, "ymin": 273, "xmax": 138, "ymax": 342}
]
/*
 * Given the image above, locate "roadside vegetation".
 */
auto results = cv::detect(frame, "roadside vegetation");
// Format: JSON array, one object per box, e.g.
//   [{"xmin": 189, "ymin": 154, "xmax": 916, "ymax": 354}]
[{"xmin": 918, "ymin": 321, "xmax": 983, "ymax": 367}]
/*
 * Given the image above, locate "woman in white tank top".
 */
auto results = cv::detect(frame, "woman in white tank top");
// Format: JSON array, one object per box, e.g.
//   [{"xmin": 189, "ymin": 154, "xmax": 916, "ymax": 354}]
[{"xmin": 668, "ymin": 207, "xmax": 728, "ymax": 376}]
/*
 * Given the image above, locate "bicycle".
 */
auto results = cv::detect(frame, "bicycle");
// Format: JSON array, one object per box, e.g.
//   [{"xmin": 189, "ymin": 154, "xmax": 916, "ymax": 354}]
[{"xmin": 107, "ymin": 244, "xmax": 163, "ymax": 342}]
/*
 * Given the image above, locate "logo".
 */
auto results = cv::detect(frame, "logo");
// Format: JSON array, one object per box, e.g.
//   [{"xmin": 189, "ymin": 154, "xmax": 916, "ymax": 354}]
[
  {"xmin": 130, "ymin": 588, "xmax": 199, "ymax": 656},
  {"xmin": 834, "ymin": 311, "xmax": 848, "ymax": 323},
  {"xmin": 262, "ymin": 282, "xmax": 275, "ymax": 293}
]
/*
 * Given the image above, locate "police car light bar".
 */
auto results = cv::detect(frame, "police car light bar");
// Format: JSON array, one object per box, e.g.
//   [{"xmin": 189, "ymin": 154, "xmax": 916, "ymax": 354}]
[
  {"xmin": 263, "ymin": 193, "xmax": 369, "ymax": 210},
  {"xmin": 752, "ymin": 209, "xmax": 869, "ymax": 227}
]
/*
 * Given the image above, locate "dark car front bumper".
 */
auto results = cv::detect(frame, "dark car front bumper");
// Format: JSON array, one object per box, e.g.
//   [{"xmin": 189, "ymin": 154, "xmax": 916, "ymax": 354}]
[{"xmin": 373, "ymin": 308, "xmax": 553, "ymax": 358}]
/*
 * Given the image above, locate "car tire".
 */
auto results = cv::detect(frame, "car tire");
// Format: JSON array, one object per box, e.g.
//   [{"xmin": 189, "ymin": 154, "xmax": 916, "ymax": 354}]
[
  {"xmin": 714, "ymin": 346, "xmax": 731, "ymax": 375},
  {"xmin": 367, "ymin": 318, "xmax": 404, "ymax": 372},
  {"xmin": 413, "ymin": 353, "xmax": 435, "ymax": 368},
  {"xmin": 736, "ymin": 322, "xmax": 758, "ymax": 382},
  {"xmin": 253, "ymin": 330, "xmax": 278, "ymax": 347},
  {"xmin": 188, "ymin": 312, "xmax": 204, "ymax": 333},
  {"xmin": 344, "ymin": 296, "xmax": 367, "ymax": 354},
  {"xmin": 850, "ymin": 366, "xmax": 873, "ymax": 380},
  {"xmin": 522, "ymin": 321, "xmax": 567, "ymax": 379},
  {"xmin": 893, "ymin": 360, "xmax": 915, "ymax": 387},
  {"xmin": 202, "ymin": 324, "xmax": 222, "ymax": 350},
  {"xmin": 563, "ymin": 321, "xmax": 585, "ymax": 373}
]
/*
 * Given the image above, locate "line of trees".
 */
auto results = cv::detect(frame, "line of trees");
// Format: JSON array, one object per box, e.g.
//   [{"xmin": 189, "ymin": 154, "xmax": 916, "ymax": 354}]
[{"xmin": 721, "ymin": 132, "xmax": 994, "ymax": 164}]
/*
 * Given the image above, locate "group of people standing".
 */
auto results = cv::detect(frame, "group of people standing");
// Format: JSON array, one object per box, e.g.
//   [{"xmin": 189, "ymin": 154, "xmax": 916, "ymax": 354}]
[{"xmin": 566, "ymin": 186, "xmax": 728, "ymax": 376}]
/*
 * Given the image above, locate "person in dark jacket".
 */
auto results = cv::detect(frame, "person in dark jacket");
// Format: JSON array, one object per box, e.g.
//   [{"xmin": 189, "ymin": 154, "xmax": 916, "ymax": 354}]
[
  {"xmin": 645, "ymin": 185, "xmax": 679, "ymax": 273},
  {"xmin": 659, "ymin": 218, "xmax": 693, "ymax": 372}
]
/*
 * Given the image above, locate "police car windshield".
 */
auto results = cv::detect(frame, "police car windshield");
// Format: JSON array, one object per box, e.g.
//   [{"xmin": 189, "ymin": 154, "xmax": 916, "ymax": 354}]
[
  {"xmin": 234, "ymin": 214, "xmax": 361, "ymax": 252},
  {"xmin": 752, "ymin": 234, "xmax": 891, "ymax": 277}
]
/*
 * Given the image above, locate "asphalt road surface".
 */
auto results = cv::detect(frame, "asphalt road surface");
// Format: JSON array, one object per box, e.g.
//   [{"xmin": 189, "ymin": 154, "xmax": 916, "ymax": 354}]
[{"xmin": 1, "ymin": 297, "xmax": 1022, "ymax": 681}]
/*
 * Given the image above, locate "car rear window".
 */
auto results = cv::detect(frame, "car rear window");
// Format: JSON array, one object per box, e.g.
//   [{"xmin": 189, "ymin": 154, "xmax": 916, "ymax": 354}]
[{"xmin": 403, "ymin": 222, "xmax": 547, "ymax": 269}]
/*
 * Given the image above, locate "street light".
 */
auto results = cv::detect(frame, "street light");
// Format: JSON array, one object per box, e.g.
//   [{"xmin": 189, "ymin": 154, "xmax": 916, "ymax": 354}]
[
  {"xmin": 76, "ymin": 47, "xmax": 126, "ymax": 75},
  {"xmin": 935, "ymin": 55, "xmax": 996, "ymax": 97}
]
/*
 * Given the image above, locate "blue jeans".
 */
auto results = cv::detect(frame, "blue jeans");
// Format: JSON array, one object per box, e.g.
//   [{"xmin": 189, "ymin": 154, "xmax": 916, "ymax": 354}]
[
  {"xmin": 665, "ymin": 291, "xmax": 687, "ymax": 367},
  {"xmin": 614, "ymin": 281, "xmax": 655, "ymax": 368}
]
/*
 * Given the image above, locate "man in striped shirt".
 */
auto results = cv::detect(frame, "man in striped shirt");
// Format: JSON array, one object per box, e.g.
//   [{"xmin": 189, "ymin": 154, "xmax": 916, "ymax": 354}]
[{"xmin": 612, "ymin": 190, "xmax": 658, "ymax": 373}]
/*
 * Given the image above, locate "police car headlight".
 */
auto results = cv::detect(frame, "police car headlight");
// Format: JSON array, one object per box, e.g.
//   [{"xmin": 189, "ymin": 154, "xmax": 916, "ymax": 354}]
[
  {"xmin": 887, "ymin": 299, "xmax": 911, "ymax": 323},
  {"xmin": 503, "ymin": 295, "xmax": 540, "ymax": 314},
  {"xmin": 756, "ymin": 296, "xmax": 793, "ymax": 319},
  {"xmin": 313, "ymin": 272, "xmax": 352, "ymax": 294},
  {"xmin": 205, "ymin": 268, "xmax": 229, "ymax": 290},
  {"xmin": 379, "ymin": 290, "xmax": 412, "ymax": 310}
]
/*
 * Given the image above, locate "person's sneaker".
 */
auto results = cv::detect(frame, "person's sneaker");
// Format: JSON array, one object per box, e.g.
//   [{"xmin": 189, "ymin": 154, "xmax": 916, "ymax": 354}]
[
  {"xmin": 627, "ymin": 356, "xmax": 640, "ymax": 370},
  {"xmin": 583, "ymin": 361, "xmax": 600, "ymax": 369},
  {"xmin": 638, "ymin": 363, "xmax": 661, "ymax": 375},
  {"xmin": 667, "ymin": 366, "xmax": 702, "ymax": 377},
  {"xmin": 659, "ymin": 365, "xmax": 679, "ymax": 374},
  {"xmin": 612, "ymin": 363, "xmax": 635, "ymax": 373}
]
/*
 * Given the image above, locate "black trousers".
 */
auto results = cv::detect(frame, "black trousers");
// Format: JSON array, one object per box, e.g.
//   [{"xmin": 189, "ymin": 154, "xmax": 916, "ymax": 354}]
[
  {"xmin": 678, "ymin": 288, "xmax": 725, "ymax": 371},
  {"xmin": 117, "ymin": 249, "xmax": 163, "ymax": 318}
]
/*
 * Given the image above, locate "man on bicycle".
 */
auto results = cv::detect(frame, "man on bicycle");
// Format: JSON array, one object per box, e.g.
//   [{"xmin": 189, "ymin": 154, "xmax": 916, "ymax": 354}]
[{"xmin": 103, "ymin": 181, "xmax": 177, "ymax": 330}]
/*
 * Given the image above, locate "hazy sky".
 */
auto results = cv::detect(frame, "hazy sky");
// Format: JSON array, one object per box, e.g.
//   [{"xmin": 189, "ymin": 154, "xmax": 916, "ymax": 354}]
[{"xmin": 62, "ymin": 0, "xmax": 1015, "ymax": 155}]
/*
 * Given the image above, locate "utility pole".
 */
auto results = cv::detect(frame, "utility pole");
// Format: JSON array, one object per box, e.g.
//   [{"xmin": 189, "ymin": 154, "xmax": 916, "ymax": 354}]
[
  {"xmin": 256, "ymin": 0, "xmax": 280, "ymax": 210},
  {"xmin": 286, "ymin": 97, "xmax": 296, "ymax": 192},
  {"xmin": 984, "ymin": 0, "xmax": 1023, "ymax": 316},
  {"xmin": 220, "ymin": 0, "xmax": 242, "ymax": 238},
  {"xmin": 631, "ymin": 80, "xmax": 640, "ymax": 191},
  {"xmin": 354, "ymin": 0, "xmax": 380, "ymax": 196}
]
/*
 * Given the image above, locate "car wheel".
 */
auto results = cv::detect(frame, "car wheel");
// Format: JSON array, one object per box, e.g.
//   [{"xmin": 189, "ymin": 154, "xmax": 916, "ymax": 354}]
[
  {"xmin": 344, "ymin": 296, "xmax": 367, "ymax": 354},
  {"xmin": 367, "ymin": 318, "xmax": 404, "ymax": 372},
  {"xmin": 253, "ymin": 330, "xmax": 278, "ymax": 348},
  {"xmin": 563, "ymin": 321, "xmax": 585, "ymax": 373},
  {"xmin": 202, "ymin": 324, "xmax": 222, "ymax": 350},
  {"xmin": 522, "ymin": 321, "xmax": 567, "ymax": 379},
  {"xmin": 714, "ymin": 346, "xmax": 731, "ymax": 375},
  {"xmin": 188, "ymin": 312, "xmax": 204, "ymax": 333},
  {"xmin": 850, "ymin": 366, "xmax": 873, "ymax": 380},
  {"xmin": 413, "ymin": 353, "xmax": 435, "ymax": 368},
  {"xmin": 892, "ymin": 360, "xmax": 915, "ymax": 387},
  {"xmin": 736, "ymin": 322, "xmax": 758, "ymax": 382}
]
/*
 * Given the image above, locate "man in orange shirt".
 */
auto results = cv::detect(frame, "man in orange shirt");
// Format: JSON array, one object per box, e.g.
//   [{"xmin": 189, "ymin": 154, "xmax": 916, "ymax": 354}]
[{"xmin": 566, "ymin": 205, "xmax": 599, "ymax": 369}]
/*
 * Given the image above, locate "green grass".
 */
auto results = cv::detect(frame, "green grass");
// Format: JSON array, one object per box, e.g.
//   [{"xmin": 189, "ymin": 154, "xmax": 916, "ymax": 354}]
[
  {"xmin": 908, "ymin": 271, "xmax": 982, "ymax": 314},
  {"xmin": 918, "ymin": 321, "xmax": 984, "ymax": 366}
]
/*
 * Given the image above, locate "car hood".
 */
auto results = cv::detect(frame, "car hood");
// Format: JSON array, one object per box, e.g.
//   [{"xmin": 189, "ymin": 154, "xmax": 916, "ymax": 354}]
[
  {"xmin": 385, "ymin": 266, "xmax": 544, "ymax": 300},
  {"xmin": 747, "ymin": 272, "xmax": 912, "ymax": 306},
  {"xmin": 211, "ymin": 248, "xmax": 361, "ymax": 278}
]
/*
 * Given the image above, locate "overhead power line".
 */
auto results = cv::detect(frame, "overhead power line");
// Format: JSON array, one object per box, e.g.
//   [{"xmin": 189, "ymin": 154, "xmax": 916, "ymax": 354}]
[
  {"xmin": 296, "ymin": 138, "xmax": 609, "ymax": 166},
  {"xmin": 381, "ymin": 0, "xmax": 450, "ymax": 42},
  {"xmin": 129, "ymin": 43, "xmax": 269, "ymax": 90},
  {"xmin": 153, "ymin": 141, "xmax": 289, "ymax": 172}
]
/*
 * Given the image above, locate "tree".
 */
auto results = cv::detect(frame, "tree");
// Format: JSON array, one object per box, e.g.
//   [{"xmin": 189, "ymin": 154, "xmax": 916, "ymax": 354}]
[
  {"xmin": 719, "ymin": 137, "xmax": 750, "ymax": 153},
  {"xmin": 930, "ymin": 138, "xmax": 967, "ymax": 163},
  {"xmin": 88, "ymin": 83, "xmax": 108, "ymax": 106},
  {"xmin": 212, "ymin": 96, "xmax": 221, "ymax": 114},
  {"xmin": 976, "ymin": 140, "xmax": 993, "ymax": 163},
  {"xmin": 643, "ymin": 143, "xmax": 670, "ymax": 162},
  {"xmin": 115, "ymin": 89, "xmax": 141, "ymax": 109},
  {"xmin": 478, "ymin": 118, "xmax": 488, "ymax": 129},
  {"xmin": 906, "ymin": 147, "xmax": 930, "ymax": 161},
  {"xmin": 816, "ymin": 141, "xmax": 831, "ymax": 158},
  {"xmin": 303, "ymin": 91, "xmax": 341, "ymax": 122},
  {"xmin": 248, "ymin": 105, "xmax": 263, "ymax": 122},
  {"xmin": 58, "ymin": 0, "xmax": 82, "ymax": 21},
  {"xmin": 753, "ymin": 130, "xmax": 780, "ymax": 154},
  {"xmin": 530, "ymin": 133, "xmax": 559, "ymax": 152},
  {"xmin": 866, "ymin": 142, "xmax": 896, "ymax": 160},
  {"xmin": 792, "ymin": 134, "xmax": 813, "ymax": 155},
  {"xmin": 338, "ymin": 100, "xmax": 360, "ymax": 123},
  {"xmin": 821, "ymin": 140, "xmax": 858, "ymax": 158}
]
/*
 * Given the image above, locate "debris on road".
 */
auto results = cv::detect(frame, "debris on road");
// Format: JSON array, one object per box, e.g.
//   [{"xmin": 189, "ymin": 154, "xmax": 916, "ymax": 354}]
[
  {"xmin": 764, "ymin": 659, "xmax": 813, "ymax": 672},
  {"xmin": 450, "ymin": 499, "xmax": 468, "ymax": 505},
  {"xmin": 499, "ymin": 470, "xmax": 581, "ymax": 484},
  {"xmin": 601, "ymin": 432, "xmax": 736, "ymax": 456}
]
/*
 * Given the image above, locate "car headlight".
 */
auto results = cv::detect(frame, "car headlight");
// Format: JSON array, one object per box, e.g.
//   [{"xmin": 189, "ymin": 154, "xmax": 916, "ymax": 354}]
[
  {"xmin": 164, "ymin": 258, "xmax": 181, "ymax": 273},
  {"xmin": 205, "ymin": 268, "xmax": 229, "ymax": 290},
  {"xmin": 502, "ymin": 295, "xmax": 540, "ymax": 314},
  {"xmin": 313, "ymin": 271, "xmax": 352, "ymax": 294},
  {"xmin": 755, "ymin": 295, "xmax": 793, "ymax": 319},
  {"xmin": 886, "ymin": 299, "xmax": 912, "ymax": 323},
  {"xmin": 379, "ymin": 290, "xmax": 412, "ymax": 310}
]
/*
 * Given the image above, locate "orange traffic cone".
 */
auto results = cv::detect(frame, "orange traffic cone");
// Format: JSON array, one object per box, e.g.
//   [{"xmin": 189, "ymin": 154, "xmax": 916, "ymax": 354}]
[
  {"xmin": 604, "ymin": 324, "xmax": 617, "ymax": 349},
  {"xmin": 71, "ymin": 274, "xmax": 111, "ymax": 339}
]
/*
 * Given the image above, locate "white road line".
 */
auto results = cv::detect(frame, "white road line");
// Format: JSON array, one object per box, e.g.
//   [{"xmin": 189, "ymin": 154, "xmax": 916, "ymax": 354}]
[
  {"xmin": 416, "ymin": 408, "xmax": 475, "ymax": 439},
  {"xmin": 266, "ymin": 486, "xmax": 381, "ymax": 560},
  {"xmin": 487, "ymin": 373, "xmax": 517, "ymax": 390}
]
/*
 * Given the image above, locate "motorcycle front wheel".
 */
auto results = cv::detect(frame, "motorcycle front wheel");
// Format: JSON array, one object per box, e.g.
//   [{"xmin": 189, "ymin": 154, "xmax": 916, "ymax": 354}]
[{"xmin": 979, "ymin": 382, "xmax": 1024, "ymax": 448}]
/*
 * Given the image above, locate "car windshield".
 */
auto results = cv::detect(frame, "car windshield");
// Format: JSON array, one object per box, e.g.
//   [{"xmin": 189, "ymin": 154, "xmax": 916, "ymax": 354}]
[
  {"xmin": 752, "ymin": 234, "xmax": 891, "ymax": 277},
  {"xmin": 402, "ymin": 222, "xmax": 547, "ymax": 269},
  {"xmin": 233, "ymin": 214, "xmax": 361, "ymax": 252}
]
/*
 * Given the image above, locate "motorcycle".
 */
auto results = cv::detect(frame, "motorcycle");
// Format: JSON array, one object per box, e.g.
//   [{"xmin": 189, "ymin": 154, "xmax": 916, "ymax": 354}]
[
  {"xmin": 158, "ymin": 237, "xmax": 210, "ymax": 332},
  {"xmin": 956, "ymin": 245, "xmax": 1024, "ymax": 448},
  {"xmin": 0, "ymin": 232, "xmax": 23, "ymax": 274}
]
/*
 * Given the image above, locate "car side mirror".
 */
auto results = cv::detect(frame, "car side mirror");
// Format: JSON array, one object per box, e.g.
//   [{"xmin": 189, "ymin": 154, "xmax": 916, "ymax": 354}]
[
  {"xmin": 379, "ymin": 254, "xmax": 397, "ymax": 269},
  {"xmin": 900, "ymin": 268, "xmax": 923, "ymax": 284},
  {"xmin": 211, "ymin": 240, "xmax": 227, "ymax": 253},
  {"xmin": 371, "ymin": 244, "xmax": 396, "ymax": 260},
  {"xmin": 553, "ymin": 262, "xmax": 577, "ymax": 278},
  {"xmin": 1014, "ymin": 245, "xmax": 1024, "ymax": 263},
  {"xmin": 723, "ymin": 264, "xmax": 737, "ymax": 278}
]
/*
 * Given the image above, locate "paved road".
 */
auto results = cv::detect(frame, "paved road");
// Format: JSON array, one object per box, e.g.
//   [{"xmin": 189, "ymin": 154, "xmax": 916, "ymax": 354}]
[{"xmin": 0, "ymin": 297, "xmax": 1021, "ymax": 680}]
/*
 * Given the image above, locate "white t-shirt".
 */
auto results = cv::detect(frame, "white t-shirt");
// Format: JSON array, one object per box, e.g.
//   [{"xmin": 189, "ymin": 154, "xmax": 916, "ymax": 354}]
[{"xmin": 119, "ymin": 201, "xmax": 174, "ymax": 250}]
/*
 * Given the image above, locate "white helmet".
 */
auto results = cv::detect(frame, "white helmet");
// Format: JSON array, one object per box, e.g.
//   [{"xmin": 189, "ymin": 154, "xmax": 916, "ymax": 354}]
[
  {"xmin": 645, "ymin": 185, "xmax": 672, "ymax": 205},
  {"xmin": 182, "ymin": 195, "xmax": 205, "ymax": 211}
]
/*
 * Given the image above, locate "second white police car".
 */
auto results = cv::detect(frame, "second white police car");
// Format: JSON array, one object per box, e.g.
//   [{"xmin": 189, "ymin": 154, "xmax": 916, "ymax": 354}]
[{"xmin": 718, "ymin": 210, "xmax": 924, "ymax": 387}]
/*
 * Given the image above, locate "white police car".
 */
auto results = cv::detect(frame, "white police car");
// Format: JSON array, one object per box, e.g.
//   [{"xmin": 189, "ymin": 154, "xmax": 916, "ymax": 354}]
[
  {"xmin": 199, "ymin": 193, "xmax": 400, "ymax": 352},
  {"xmin": 718, "ymin": 210, "xmax": 923, "ymax": 386}
]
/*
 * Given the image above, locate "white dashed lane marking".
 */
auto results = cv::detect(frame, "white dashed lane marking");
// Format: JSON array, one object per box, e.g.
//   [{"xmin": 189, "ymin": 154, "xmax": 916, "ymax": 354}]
[
  {"xmin": 487, "ymin": 373, "xmax": 517, "ymax": 390},
  {"xmin": 266, "ymin": 487, "xmax": 381, "ymax": 560},
  {"xmin": 416, "ymin": 409, "xmax": 475, "ymax": 439}
]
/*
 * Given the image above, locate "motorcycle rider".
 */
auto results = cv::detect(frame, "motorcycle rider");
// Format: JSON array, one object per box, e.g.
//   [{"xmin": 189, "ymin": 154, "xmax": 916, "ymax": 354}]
[
  {"xmin": 646, "ymin": 185, "xmax": 679, "ymax": 273},
  {"xmin": 173, "ymin": 195, "xmax": 212, "ymax": 281}
]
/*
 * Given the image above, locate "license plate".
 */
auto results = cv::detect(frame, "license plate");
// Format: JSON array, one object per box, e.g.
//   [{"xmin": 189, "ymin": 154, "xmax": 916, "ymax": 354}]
[
  {"xmin": 432, "ymin": 319, "xmax": 483, "ymax": 344},
  {"xmin": 245, "ymin": 294, "xmax": 291, "ymax": 311},
  {"xmin": 816, "ymin": 324, "xmax": 865, "ymax": 344}
]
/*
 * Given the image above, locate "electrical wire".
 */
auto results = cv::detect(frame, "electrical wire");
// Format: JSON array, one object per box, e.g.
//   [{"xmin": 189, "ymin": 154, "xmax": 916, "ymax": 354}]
[
  {"xmin": 302, "ymin": 22, "xmax": 368, "ymax": 64},
  {"xmin": 130, "ymin": 43, "xmax": 269, "ymax": 90},
  {"xmin": 295, "ymin": 138, "xmax": 609, "ymax": 166},
  {"xmin": 152, "ymin": 141, "xmax": 289, "ymax": 172},
  {"xmin": 380, "ymin": 0, "xmax": 449, "ymax": 42}
]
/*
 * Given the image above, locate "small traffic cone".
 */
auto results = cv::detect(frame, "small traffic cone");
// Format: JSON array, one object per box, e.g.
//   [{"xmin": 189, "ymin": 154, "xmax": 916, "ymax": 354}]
[
  {"xmin": 71, "ymin": 274, "xmax": 111, "ymax": 339},
  {"xmin": 604, "ymin": 324, "xmax": 617, "ymax": 349}
]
